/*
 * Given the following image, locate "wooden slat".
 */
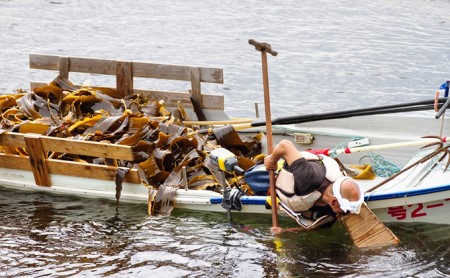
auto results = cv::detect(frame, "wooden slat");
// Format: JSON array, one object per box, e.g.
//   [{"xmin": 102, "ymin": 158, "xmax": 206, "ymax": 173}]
[
  {"xmin": 30, "ymin": 54, "xmax": 224, "ymax": 84},
  {"xmin": 59, "ymin": 57, "xmax": 70, "ymax": 79},
  {"xmin": 116, "ymin": 61, "xmax": 133, "ymax": 98},
  {"xmin": 0, "ymin": 154, "xmax": 32, "ymax": 171},
  {"xmin": 0, "ymin": 132, "xmax": 26, "ymax": 148},
  {"xmin": 47, "ymin": 160, "xmax": 141, "ymax": 184},
  {"xmin": 24, "ymin": 134, "xmax": 51, "ymax": 186},
  {"xmin": 0, "ymin": 132, "xmax": 134, "ymax": 161},
  {"xmin": 135, "ymin": 89, "xmax": 224, "ymax": 110},
  {"xmin": 133, "ymin": 61, "xmax": 223, "ymax": 83},
  {"xmin": 0, "ymin": 155, "xmax": 140, "ymax": 184},
  {"xmin": 30, "ymin": 82, "xmax": 224, "ymax": 110},
  {"xmin": 38, "ymin": 136, "xmax": 135, "ymax": 161},
  {"xmin": 190, "ymin": 67, "xmax": 202, "ymax": 105},
  {"xmin": 0, "ymin": 134, "xmax": 140, "ymax": 185}
]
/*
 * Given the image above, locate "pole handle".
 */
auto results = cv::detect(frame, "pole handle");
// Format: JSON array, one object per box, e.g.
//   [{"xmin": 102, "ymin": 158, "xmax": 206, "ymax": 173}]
[
  {"xmin": 248, "ymin": 39, "xmax": 278, "ymax": 56},
  {"xmin": 434, "ymin": 91, "xmax": 440, "ymax": 112}
]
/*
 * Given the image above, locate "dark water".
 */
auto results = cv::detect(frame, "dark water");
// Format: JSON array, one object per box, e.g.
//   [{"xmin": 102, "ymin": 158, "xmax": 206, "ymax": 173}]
[
  {"xmin": 1, "ymin": 0, "xmax": 450, "ymax": 277},
  {"xmin": 1, "ymin": 187, "xmax": 450, "ymax": 277}
]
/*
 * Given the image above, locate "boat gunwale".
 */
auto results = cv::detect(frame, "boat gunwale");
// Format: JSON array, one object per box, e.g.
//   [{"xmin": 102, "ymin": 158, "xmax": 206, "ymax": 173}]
[{"xmin": 365, "ymin": 182, "xmax": 450, "ymax": 201}]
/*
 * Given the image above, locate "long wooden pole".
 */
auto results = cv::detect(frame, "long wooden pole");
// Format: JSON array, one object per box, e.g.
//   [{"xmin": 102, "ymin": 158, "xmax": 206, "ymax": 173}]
[
  {"xmin": 261, "ymin": 50, "xmax": 279, "ymax": 228},
  {"xmin": 249, "ymin": 39, "xmax": 279, "ymax": 228}
]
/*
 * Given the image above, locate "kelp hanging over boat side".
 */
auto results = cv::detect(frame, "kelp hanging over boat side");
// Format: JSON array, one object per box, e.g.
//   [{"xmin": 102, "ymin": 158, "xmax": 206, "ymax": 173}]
[{"xmin": 0, "ymin": 78, "xmax": 264, "ymax": 214}]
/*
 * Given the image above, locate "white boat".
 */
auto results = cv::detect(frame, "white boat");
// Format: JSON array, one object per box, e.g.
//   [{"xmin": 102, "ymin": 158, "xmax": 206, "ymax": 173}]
[
  {"xmin": 284, "ymin": 115, "xmax": 450, "ymax": 225},
  {"xmin": 1, "ymin": 54, "xmax": 449, "ymax": 225}
]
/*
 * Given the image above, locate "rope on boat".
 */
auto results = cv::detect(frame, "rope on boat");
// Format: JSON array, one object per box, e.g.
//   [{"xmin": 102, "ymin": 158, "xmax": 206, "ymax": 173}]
[
  {"xmin": 329, "ymin": 138, "xmax": 401, "ymax": 178},
  {"xmin": 328, "ymin": 137, "xmax": 365, "ymax": 158},
  {"xmin": 366, "ymin": 144, "xmax": 450, "ymax": 193},
  {"xmin": 359, "ymin": 152, "xmax": 401, "ymax": 178}
]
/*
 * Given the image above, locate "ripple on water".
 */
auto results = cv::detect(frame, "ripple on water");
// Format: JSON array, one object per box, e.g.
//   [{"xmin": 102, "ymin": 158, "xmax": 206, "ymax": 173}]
[{"xmin": 1, "ymin": 186, "xmax": 450, "ymax": 276}]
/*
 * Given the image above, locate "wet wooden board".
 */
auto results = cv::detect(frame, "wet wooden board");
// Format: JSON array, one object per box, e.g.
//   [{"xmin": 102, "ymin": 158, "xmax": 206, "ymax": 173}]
[
  {"xmin": 0, "ymin": 154, "xmax": 140, "ymax": 184},
  {"xmin": 0, "ymin": 133, "xmax": 134, "ymax": 161},
  {"xmin": 24, "ymin": 134, "xmax": 51, "ymax": 186},
  {"xmin": 0, "ymin": 132, "xmax": 140, "ymax": 185},
  {"xmin": 0, "ymin": 154, "xmax": 31, "ymax": 171},
  {"xmin": 116, "ymin": 60, "xmax": 133, "ymax": 98},
  {"xmin": 342, "ymin": 203, "xmax": 400, "ymax": 248},
  {"xmin": 190, "ymin": 67, "xmax": 202, "ymax": 103},
  {"xmin": 46, "ymin": 160, "xmax": 141, "ymax": 184},
  {"xmin": 30, "ymin": 54, "xmax": 223, "ymax": 83},
  {"xmin": 39, "ymin": 136, "xmax": 135, "ymax": 161},
  {"xmin": 135, "ymin": 89, "xmax": 224, "ymax": 110},
  {"xmin": 29, "ymin": 54, "xmax": 224, "ymax": 109},
  {"xmin": 0, "ymin": 132, "xmax": 27, "ymax": 148}
]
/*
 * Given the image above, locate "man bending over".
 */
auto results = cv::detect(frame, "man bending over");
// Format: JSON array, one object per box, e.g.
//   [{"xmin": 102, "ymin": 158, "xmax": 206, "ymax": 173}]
[{"xmin": 264, "ymin": 140, "xmax": 364, "ymax": 229}]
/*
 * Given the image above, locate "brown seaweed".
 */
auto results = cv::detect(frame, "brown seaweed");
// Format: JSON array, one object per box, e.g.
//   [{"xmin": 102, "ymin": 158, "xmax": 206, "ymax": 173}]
[
  {"xmin": 115, "ymin": 167, "xmax": 130, "ymax": 211},
  {"xmin": 0, "ymin": 78, "xmax": 264, "ymax": 215},
  {"xmin": 213, "ymin": 125, "xmax": 248, "ymax": 155}
]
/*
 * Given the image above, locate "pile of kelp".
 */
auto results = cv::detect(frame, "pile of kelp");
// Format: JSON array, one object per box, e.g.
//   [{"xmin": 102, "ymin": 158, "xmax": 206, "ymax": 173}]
[{"xmin": 0, "ymin": 77, "xmax": 264, "ymax": 213}]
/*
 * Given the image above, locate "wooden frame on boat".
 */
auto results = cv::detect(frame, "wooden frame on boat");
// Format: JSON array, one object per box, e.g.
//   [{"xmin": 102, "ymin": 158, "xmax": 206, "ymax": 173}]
[
  {"xmin": 29, "ymin": 54, "xmax": 224, "ymax": 110},
  {"xmin": 1, "ymin": 54, "xmax": 226, "ymax": 189},
  {"xmin": 0, "ymin": 132, "xmax": 140, "ymax": 186}
]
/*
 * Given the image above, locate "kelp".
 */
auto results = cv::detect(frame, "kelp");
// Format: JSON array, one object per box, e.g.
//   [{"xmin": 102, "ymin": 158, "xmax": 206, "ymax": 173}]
[
  {"xmin": 17, "ymin": 92, "xmax": 59, "ymax": 120},
  {"xmin": 115, "ymin": 167, "xmax": 130, "ymax": 211},
  {"xmin": 0, "ymin": 78, "xmax": 264, "ymax": 215},
  {"xmin": 18, "ymin": 121, "xmax": 50, "ymax": 134}
]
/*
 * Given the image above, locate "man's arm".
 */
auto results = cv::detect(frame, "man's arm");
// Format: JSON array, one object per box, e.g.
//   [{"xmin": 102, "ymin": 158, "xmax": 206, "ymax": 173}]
[{"xmin": 264, "ymin": 140, "xmax": 303, "ymax": 170}]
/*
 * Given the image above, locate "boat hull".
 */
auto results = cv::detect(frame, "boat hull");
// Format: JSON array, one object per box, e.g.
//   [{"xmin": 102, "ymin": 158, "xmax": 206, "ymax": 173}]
[{"xmin": 1, "ymin": 167, "xmax": 449, "ymax": 225}]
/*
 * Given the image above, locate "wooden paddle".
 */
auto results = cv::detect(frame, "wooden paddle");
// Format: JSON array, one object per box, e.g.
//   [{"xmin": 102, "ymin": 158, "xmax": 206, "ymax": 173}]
[
  {"xmin": 341, "ymin": 203, "xmax": 400, "ymax": 248},
  {"xmin": 249, "ymin": 39, "xmax": 279, "ymax": 229}
]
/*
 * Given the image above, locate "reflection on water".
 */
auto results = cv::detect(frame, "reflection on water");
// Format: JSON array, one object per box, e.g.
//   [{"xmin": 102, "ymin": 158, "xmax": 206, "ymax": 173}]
[
  {"xmin": 1, "ymin": 187, "xmax": 449, "ymax": 277},
  {"xmin": 269, "ymin": 224, "xmax": 450, "ymax": 277}
]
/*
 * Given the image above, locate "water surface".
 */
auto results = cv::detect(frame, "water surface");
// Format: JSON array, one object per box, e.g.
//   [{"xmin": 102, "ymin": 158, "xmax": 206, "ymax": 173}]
[{"xmin": 1, "ymin": 188, "xmax": 450, "ymax": 277}]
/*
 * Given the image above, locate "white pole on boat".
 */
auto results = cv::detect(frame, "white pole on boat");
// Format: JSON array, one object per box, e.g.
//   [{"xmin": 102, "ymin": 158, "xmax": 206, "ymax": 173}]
[
  {"xmin": 255, "ymin": 102, "xmax": 260, "ymax": 118},
  {"xmin": 434, "ymin": 91, "xmax": 446, "ymax": 137},
  {"xmin": 330, "ymin": 137, "xmax": 447, "ymax": 156},
  {"xmin": 249, "ymin": 39, "xmax": 280, "ymax": 228},
  {"xmin": 435, "ymin": 89, "xmax": 450, "ymax": 138},
  {"xmin": 183, "ymin": 119, "xmax": 253, "ymax": 126}
]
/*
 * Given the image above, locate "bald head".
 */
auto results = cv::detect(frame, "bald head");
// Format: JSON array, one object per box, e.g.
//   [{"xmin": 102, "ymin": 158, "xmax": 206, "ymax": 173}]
[
  {"xmin": 340, "ymin": 178, "xmax": 362, "ymax": 202},
  {"xmin": 324, "ymin": 177, "xmax": 364, "ymax": 214}
]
